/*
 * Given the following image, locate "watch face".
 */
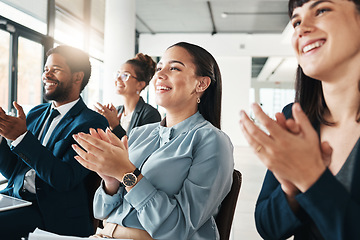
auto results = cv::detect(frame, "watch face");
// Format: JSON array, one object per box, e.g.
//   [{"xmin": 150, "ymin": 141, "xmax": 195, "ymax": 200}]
[{"xmin": 123, "ymin": 173, "xmax": 137, "ymax": 187}]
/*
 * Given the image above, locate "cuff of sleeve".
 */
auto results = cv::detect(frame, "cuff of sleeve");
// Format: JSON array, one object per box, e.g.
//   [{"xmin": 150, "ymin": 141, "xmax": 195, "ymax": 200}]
[
  {"xmin": 97, "ymin": 180, "xmax": 124, "ymax": 203},
  {"xmin": 11, "ymin": 131, "xmax": 28, "ymax": 147},
  {"xmin": 124, "ymin": 177, "xmax": 157, "ymax": 210}
]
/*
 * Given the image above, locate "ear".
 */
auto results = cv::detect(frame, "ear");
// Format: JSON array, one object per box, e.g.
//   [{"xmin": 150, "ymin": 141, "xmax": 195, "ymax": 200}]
[
  {"xmin": 72, "ymin": 72, "xmax": 84, "ymax": 85},
  {"xmin": 137, "ymin": 81, "xmax": 146, "ymax": 91},
  {"xmin": 196, "ymin": 76, "xmax": 211, "ymax": 93}
]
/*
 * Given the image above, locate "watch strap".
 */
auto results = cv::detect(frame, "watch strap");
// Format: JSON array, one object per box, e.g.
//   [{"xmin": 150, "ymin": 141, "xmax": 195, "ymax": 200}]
[{"xmin": 133, "ymin": 168, "xmax": 141, "ymax": 177}]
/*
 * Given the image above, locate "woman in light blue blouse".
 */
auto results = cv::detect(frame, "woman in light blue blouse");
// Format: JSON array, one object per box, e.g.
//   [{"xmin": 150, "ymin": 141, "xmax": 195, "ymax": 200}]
[{"xmin": 72, "ymin": 42, "xmax": 234, "ymax": 240}]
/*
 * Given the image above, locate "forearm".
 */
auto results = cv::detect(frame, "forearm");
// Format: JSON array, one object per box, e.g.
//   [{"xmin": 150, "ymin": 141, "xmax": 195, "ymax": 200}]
[
  {"xmin": 93, "ymin": 181, "xmax": 125, "ymax": 219},
  {"xmin": 255, "ymin": 171, "xmax": 303, "ymax": 239},
  {"xmin": 296, "ymin": 169, "xmax": 360, "ymax": 240},
  {"xmin": 111, "ymin": 124, "xmax": 126, "ymax": 139},
  {"xmin": 0, "ymin": 136, "xmax": 19, "ymax": 179},
  {"xmin": 12, "ymin": 131, "xmax": 89, "ymax": 191}
]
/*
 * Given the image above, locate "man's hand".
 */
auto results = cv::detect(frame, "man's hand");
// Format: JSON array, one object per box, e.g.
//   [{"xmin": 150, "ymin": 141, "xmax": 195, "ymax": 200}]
[{"xmin": 0, "ymin": 102, "xmax": 27, "ymax": 141}]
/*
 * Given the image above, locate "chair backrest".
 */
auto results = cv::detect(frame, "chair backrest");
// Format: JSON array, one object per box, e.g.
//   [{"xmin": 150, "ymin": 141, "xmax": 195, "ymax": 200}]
[{"xmin": 215, "ymin": 169, "xmax": 242, "ymax": 240}]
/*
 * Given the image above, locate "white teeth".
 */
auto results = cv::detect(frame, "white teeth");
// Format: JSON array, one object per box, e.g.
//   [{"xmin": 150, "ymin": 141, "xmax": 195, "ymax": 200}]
[
  {"xmin": 44, "ymin": 82, "xmax": 57, "ymax": 86},
  {"xmin": 157, "ymin": 86, "xmax": 171, "ymax": 91},
  {"xmin": 303, "ymin": 41, "xmax": 324, "ymax": 53}
]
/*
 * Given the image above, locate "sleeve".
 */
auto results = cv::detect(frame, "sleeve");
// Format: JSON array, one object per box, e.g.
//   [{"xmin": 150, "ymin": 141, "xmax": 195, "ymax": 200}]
[
  {"xmin": 124, "ymin": 129, "xmax": 234, "ymax": 239},
  {"xmin": 0, "ymin": 136, "xmax": 19, "ymax": 180},
  {"xmin": 295, "ymin": 169, "xmax": 360, "ymax": 240},
  {"xmin": 93, "ymin": 181, "xmax": 126, "ymax": 219},
  {"xmin": 112, "ymin": 124, "xmax": 127, "ymax": 139},
  {"xmin": 10, "ymin": 115, "xmax": 109, "ymax": 192},
  {"xmin": 255, "ymin": 170, "xmax": 304, "ymax": 240}
]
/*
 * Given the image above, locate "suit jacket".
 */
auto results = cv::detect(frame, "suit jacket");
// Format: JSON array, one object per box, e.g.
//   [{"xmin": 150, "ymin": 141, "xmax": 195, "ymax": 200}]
[
  {"xmin": 254, "ymin": 103, "xmax": 360, "ymax": 240},
  {"xmin": 0, "ymin": 98, "xmax": 108, "ymax": 236},
  {"xmin": 112, "ymin": 97, "xmax": 161, "ymax": 139}
]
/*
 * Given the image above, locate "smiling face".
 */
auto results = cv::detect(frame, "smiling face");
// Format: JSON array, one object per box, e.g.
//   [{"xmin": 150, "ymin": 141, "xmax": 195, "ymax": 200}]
[
  {"xmin": 291, "ymin": 0, "xmax": 360, "ymax": 80},
  {"xmin": 43, "ymin": 53, "xmax": 81, "ymax": 106},
  {"xmin": 153, "ymin": 46, "xmax": 201, "ymax": 115},
  {"xmin": 115, "ymin": 63, "xmax": 144, "ymax": 96}
]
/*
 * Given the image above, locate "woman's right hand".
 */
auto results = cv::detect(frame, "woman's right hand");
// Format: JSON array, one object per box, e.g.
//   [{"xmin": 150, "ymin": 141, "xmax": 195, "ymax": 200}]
[
  {"xmin": 88, "ymin": 128, "xmax": 121, "ymax": 194},
  {"xmin": 94, "ymin": 102, "xmax": 121, "ymax": 129}
]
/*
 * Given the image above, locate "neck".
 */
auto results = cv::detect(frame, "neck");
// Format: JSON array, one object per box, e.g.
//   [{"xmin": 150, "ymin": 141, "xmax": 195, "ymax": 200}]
[
  {"xmin": 123, "ymin": 94, "xmax": 140, "ymax": 115},
  {"xmin": 165, "ymin": 106, "xmax": 198, "ymax": 127},
  {"xmin": 53, "ymin": 96, "xmax": 80, "ymax": 108},
  {"xmin": 322, "ymin": 79, "xmax": 360, "ymax": 125}
]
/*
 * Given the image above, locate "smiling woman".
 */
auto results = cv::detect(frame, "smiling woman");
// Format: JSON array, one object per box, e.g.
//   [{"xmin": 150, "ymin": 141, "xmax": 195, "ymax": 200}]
[
  {"xmin": 72, "ymin": 42, "xmax": 234, "ymax": 240},
  {"xmin": 239, "ymin": 0, "xmax": 360, "ymax": 239}
]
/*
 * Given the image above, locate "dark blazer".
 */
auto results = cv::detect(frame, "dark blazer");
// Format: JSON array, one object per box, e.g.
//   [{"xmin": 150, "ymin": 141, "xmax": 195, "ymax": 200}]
[
  {"xmin": 0, "ymin": 98, "xmax": 108, "ymax": 236},
  {"xmin": 111, "ymin": 97, "xmax": 161, "ymax": 139},
  {"xmin": 254, "ymin": 103, "xmax": 360, "ymax": 240}
]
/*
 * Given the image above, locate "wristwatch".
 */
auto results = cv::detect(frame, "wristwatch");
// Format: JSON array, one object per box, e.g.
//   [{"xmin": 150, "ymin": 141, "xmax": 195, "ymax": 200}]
[{"xmin": 122, "ymin": 168, "xmax": 141, "ymax": 187}]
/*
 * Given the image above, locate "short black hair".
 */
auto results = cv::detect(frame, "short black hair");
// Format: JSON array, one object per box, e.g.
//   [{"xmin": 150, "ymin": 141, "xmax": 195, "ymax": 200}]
[{"xmin": 46, "ymin": 45, "xmax": 91, "ymax": 93}]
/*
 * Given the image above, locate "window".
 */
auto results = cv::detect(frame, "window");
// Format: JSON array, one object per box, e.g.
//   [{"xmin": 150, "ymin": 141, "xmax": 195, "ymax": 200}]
[
  {"xmin": 0, "ymin": 29, "xmax": 10, "ymax": 112},
  {"xmin": 17, "ymin": 37, "xmax": 43, "ymax": 112}
]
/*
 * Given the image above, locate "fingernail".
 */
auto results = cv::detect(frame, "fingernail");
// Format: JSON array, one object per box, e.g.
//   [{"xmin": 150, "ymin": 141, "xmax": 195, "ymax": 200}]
[
  {"xmin": 295, "ymin": 103, "xmax": 302, "ymax": 112},
  {"xmin": 72, "ymin": 134, "xmax": 78, "ymax": 139},
  {"xmin": 239, "ymin": 110, "xmax": 244, "ymax": 118}
]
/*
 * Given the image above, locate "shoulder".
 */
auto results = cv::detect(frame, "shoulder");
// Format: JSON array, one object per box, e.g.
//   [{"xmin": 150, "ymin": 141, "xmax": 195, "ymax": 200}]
[
  {"xmin": 26, "ymin": 103, "xmax": 50, "ymax": 119},
  {"xmin": 191, "ymin": 121, "xmax": 233, "ymax": 150},
  {"xmin": 77, "ymin": 106, "xmax": 108, "ymax": 125},
  {"xmin": 129, "ymin": 122, "xmax": 159, "ymax": 138}
]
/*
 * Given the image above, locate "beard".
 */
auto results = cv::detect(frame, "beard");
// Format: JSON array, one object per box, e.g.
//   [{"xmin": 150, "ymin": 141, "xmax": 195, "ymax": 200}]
[{"xmin": 44, "ymin": 81, "xmax": 73, "ymax": 103}]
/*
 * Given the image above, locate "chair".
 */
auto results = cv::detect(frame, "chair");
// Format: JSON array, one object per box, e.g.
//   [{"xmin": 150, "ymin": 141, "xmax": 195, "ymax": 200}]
[{"xmin": 216, "ymin": 169, "xmax": 242, "ymax": 240}]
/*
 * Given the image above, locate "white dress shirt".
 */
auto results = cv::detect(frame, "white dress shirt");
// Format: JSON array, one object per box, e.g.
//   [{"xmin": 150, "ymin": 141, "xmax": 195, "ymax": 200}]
[{"xmin": 11, "ymin": 99, "xmax": 80, "ymax": 193}]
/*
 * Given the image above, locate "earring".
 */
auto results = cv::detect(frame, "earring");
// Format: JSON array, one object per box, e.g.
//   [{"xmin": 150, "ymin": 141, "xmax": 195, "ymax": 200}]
[
  {"xmin": 136, "ymin": 91, "xmax": 140, "ymax": 95},
  {"xmin": 197, "ymin": 97, "xmax": 201, "ymax": 104}
]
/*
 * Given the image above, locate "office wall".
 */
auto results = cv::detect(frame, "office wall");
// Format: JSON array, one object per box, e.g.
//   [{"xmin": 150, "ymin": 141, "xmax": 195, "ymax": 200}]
[{"xmin": 138, "ymin": 33, "xmax": 293, "ymax": 146}]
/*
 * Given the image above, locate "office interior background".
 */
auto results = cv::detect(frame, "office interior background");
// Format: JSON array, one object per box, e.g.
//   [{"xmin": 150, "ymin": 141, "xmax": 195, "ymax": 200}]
[{"xmin": 0, "ymin": 0, "xmax": 297, "ymax": 239}]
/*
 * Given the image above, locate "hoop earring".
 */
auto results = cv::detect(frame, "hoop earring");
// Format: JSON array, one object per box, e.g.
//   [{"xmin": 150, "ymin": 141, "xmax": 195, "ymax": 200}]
[{"xmin": 197, "ymin": 97, "xmax": 201, "ymax": 104}]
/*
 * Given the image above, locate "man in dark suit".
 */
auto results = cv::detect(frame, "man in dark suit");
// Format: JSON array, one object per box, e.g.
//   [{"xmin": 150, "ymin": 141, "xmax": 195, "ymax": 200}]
[{"xmin": 0, "ymin": 45, "xmax": 108, "ymax": 239}]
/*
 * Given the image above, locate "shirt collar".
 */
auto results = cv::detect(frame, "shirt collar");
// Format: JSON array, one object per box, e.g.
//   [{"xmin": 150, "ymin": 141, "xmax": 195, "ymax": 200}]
[
  {"xmin": 158, "ymin": 112, "xmax": 205, "ymax": 144},
  {"xmin": 51, "ymin": 98, "xmax": 80, "ymax": 117}
]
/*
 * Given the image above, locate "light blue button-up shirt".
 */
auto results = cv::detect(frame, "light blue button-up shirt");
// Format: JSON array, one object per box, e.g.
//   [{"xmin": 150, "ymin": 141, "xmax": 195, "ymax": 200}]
[{"xmin": 94, "ymin": 112, "xmax": 234, "ymax": 239}]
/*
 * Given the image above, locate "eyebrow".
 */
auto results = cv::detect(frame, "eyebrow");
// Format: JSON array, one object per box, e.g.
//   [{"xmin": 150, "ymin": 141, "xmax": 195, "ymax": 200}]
[
  {"xmin": 44, "ymin": 64, "xmax": 64, "ymax": 69},
  {"xmin": 291, "ymin": 0, "xmax": 334, "ymax": 20},
  {"xmin": 158, "ymin": 60, "xmax": 185, "ymax": 67}
]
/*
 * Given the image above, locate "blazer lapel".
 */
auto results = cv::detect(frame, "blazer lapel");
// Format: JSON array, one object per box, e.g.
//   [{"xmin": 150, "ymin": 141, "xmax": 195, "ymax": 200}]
[
  {"xmin": 45, "ymin": 98, "xmax": 87, "ymax": 148},
  {"xmin": 32, "ymin": 105, "xmax": 52, "ymax": 139},
  {"xmin": 128, "ymin": 97, "xmax": 145, "ymax": 131}
]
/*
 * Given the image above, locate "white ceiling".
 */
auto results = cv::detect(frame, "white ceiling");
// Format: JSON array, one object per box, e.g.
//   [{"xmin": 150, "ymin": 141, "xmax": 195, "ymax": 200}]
[{"xmin": 135, "ymin": 0, "xmax": 290, "ymax": 34}]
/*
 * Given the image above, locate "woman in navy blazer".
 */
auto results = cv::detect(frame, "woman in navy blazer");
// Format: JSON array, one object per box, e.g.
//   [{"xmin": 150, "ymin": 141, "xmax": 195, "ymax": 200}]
[
  {"xmin": 95, "ymin": 53, "xmax": 161, "ymax": 139},
  {"xmin": 240, "ymin": 0, "xmax": 360, "ymax": 239}
]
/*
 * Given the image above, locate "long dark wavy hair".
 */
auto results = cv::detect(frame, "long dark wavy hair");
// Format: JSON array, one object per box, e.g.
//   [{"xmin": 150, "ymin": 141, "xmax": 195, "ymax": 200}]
[
  {"xmin": 168, "ymin": 42, "xmax": 222, "ymax": 129},
  {"xmin": 289, "ymin": 0, "xmax": 360, "ymax": 125}
]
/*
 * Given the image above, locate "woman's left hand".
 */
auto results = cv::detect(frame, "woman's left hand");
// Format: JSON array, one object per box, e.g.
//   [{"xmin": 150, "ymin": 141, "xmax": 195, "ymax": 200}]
[
  {"xmin": 240, "ymin": 103, "xmax": 327, "ymax": 193},
  {"xmin": 72, "ymin": 128, "xmax": 134, "ymax": 182}
]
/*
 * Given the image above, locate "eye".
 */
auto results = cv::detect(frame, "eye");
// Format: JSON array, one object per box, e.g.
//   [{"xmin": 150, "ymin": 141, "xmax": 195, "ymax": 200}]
[
  {"xmin": 316, "ymin": 8, "xmax": 330, "ymax": 16},
  {"xmin": 292, "ymin": 20, "xmax": 301, "ymax": 28},
  {"xmin": 156, "ymin": 67, "xmax": 162, "ymax": 72},
  {"xmin": 170, "ymin": 67, "xmax": 180, "ymax": 71}
]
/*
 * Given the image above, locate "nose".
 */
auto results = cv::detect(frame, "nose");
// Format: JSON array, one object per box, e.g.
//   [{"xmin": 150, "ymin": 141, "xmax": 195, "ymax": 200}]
[
  {"xmin": 296, "ymin": 17, "xmax": 315, "ymax": 38},
  {"xmin": 43, "ymin": 70, "xmax": 51, "ymax": 79},
  {"xmin": 154, "ymin": 69, "xmax": 166, "ymax": 80}
]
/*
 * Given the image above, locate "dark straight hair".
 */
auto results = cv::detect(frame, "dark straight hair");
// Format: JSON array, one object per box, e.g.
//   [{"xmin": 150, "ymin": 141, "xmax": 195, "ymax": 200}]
[
  {"xmin": 290, "ymin": 0, "xmax": 360, "ymax": 125},
  {"xmin": 168, "ymin": 42, "xmax": 222, "ymax": 129}
]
